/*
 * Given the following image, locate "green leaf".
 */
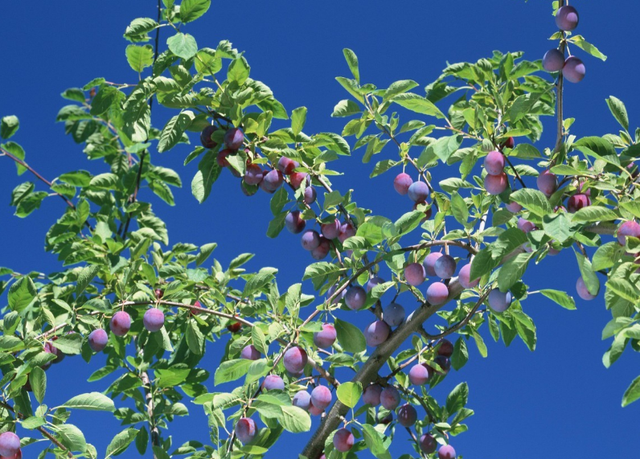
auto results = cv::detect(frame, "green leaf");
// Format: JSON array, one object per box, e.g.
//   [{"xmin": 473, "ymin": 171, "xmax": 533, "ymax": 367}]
[
  {"xmin": 123, "ymin": 17, "xmax": 158, "ymax": 42},
  {"xmin": 55, "ymin": 424, "xmax": 87, "ymax": 453},
  {"xmin": 266, "ymin": 212, "xmax": 287, "ymax": 239},
  {"xmin": 58, "ymin": 392, "xmax": 116, "ymax": 412},
  {"xmin": 105, "ymin": 428, "xmax": 138, "ymax": 457},
  {"xmin": 510, "ymin": 188, "xmax": 552, "ymax": 217},
  {"xmin": 336, "ymin": 382, "xmax": 362, "ymax": 408},
  {"xmin": 572, "ymin": 206, "xmax": 618, "ymax": 223},
  {"xmin": 569, "ymin": 35, "xmax": 607, "ymax": 61},
  {"xmin": 1, "ymin": 115, "xmax": 19, "ymax": 139},
  {"xmin": 606, "ymin": 96, "xmax": 629, "ymax": 131},
  {"xmin": 228, "ymin": 56, "xmax": 251, "ymax": 85},
  {"xmin": 392, "ymin": 93, "xmax": 444, "ymax": 119},
  {"xmin": 540, "ymin": 289, "xmax": 576, "ymax": 310},
  {"xmin": 158, "ymin": 111, "xmax": 194, "ymax": 152},
  {"xmin": 30, "ymin": 367, "xmax": 46, "ymax": 404},
  {"xmin": 21, "ymin": 416, "xmax": 46, "ymax": 430},
  {"xmin": 214, "ymin": 359, "xmax": 253, "ymax": 385},
  {"xmin": 445, "ymin": 382, "xmax": 469, "ymax": 415},
  {"xmin": 574, "ymin": 251, "xmax": 599, "ymax": 296},
  {"xmin": 512, "ymin": 310, "xmax": 537, "ymax": 351},
  {"xmin": 450, "ymin": 192, "xmax": 468, "ymax": 224},
  {"xmin": 125, "ymin": 45, "xmax": 154, "ymax": 72},
  {"xmin": 186, "ymin": 320, "xmax": 205, "ymax": 355},
  {"xmin": 451, "ymin": 338, "xmax": 468, "ymax": 370},
  {"xmin": 331, "ymin": 99, "xmax": 360, "ymax": 118},
  {"xmin": 50, "ymin": 333, "xmax": 82, "ymax": 355},
  {"xmin": 196, "ymin": 242, "xmax": 217, "ymax": 266},
  {"xmin": 335, "ymin": 318, "xmax": 366, "ymax": 353},
  {"xmin": 606, "ymin": 278, "xmax": 640, "ymax": 303},
  {"xmin": 191, "ymin": 151, "xmax": 221, "ymax": 203},
  {"xmin": 90, "ymin": 86, "xmax": 121, "ymax": 116},
  {"xmin": 498, "ymin": 252, "xmax": 533, "ymax": 291},
  {"xmin": 592, "ymin": 242, "xmax": 620, "ymax": 271},
  {"xmin": 167, "ymin": 33, "xmax": 198, "ymax": 60},
  {"xmin": 76, "ymin": 264, "xmax": 100, "ymax": 296},
  {"xmin": 279, "ymin": 406, "xmax": 312, "ymax": 433},
  {"xmin": 574, "ymin": 137, "xmax": 619, "ymax": 166},
  {"xmin": 291, "ymin": 106, "xmax": 307, "ymax": 135},
  {"xmin": 622, "ymin": 375, "xmax": 640, "ymax": 407},
  {"xmin": 180, "ymin": 0, "xmax": 211, "ymax": 23},
  {"xmin": 8, "ymin": 276, "xmax": 36, "ymax": 312},
  {"xmin": 10, "ymin": 182, "xmax": 34, "ymax": 207},
  {"xmin": 362, "ymin": 424, "xmax": 392, "ymax": 459},
  {"xmin": 542, "ymin": 213, "xmax": 572, "ymax": 243},
  {"xmin": 342, "ymin": 48, "xmax": 360, "ymax": 83},
  {"xmin": 383, "ymin": 80, "xmax": 418, "ymax": 101}
]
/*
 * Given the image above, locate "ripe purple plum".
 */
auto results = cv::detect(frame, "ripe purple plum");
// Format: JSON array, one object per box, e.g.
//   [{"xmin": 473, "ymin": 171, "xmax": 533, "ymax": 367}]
[
  {"xmin": 439, "ymin": 444, "xmax": 457, "ymax": 459},
  {"xmin": 190, "ymin": 300, "xmax": 203, "ymax": 316},
  {"xmin": 143, "ymin": 308, "xmax": 164, "ymax": 332},
  {"xmin": 236, "ymin": 417, "xmax": 256, "ymax": 444},
  {"xmin": 408, "ymin": 181, "xmax": 430, "ymax": 203},
  {"xmin": 304, "ymin": 186, "xmax": 317, "ymax": 204},
  {"xmin": 326, "ymin": 284, "xmax": 346, "ymax": 304},
  {"xmin": 321, "ymin": 219, "xmax": 341, "ymax": 240},
  {"xmin": 405, "ymin": 262, "xmax": 426, "ymax": 286},
  {"xmin": 484, "ymin": 173, "xmax": 508, "ymax": 195},
  {"xmin": 383, "ymin": 302, "xmax": 405, "ymax": 327},
  {"xmin": 484, "ymin": 150, "xmax": 505, "ymax": 175},
  {"xmin": 216, "ymin": 149, "xmax": 233, "ymax": 168},
  {"xmin": 277, "ymin": 156, "xmax": 298, "ymax": 175},
  {"xmin": 424, "ymin": 252, "xmax": 443, "ymax": 276},
  {"xmin": 506, "ymin": 201, "xmax": 522, "ymax": 213},
  {"xmin": 311, "ymin": 237, "xmax": 331, "ymax": 260},
  {"xmin": 517, "ymin": 217, "xmax": 535, "ymax": 233},
  {"xmin": 345, "ymin": 286, "xmax": 367, "ymax": 310},
  {"xmin": 261, "ymin": 170, "xmax": 284, "ymax": 193},
  {"xmin": 262, "ymin": 375, "xmax": 285, "ymax": 391},
  {"xmin": 364, "ymin": 320, "xmax": 390, "ymax": 347},
  {"xmin": 437, "ymin": 339, "xmax": 454, "ymax": 358},
  {"xmin": 567, "ymin": 193, "xmax": 591, "ymax": 213},
  {"xmin": 301, "ymin": 230, "xmax": 321, "ymax": 251},
  {"xmin": 88, "ymin": 329, "xmax": 108, "ymax": 352},
  {"xmin": 285, "ymin": 211, "xmax": 306, "ymax": 234},
  {"xmin": 537, "ymin": 170, "xmax": 558, "ymax": 196},
  {"xmin": 289, "ymin": 172, "xmax": 308, "ymax": 189},
  {"xmin": 503, "ymin": 137, "xmax": 515, "ymax": 149},
  {"xmin": 241, "ymin": 345, "xmax": 261, "ymax": 360},
  {"xmin": 44, "ymin": 341, "xmax": 64, "ymax": 364},
  {"xmin": 244, "ymin": 164, "xmax": 263, "ymax": 186},
  {"xmin": 617, "ymin": 220, "xmax": 640, "ymax": 245},
  {"xmin": 542, "ymin": 49, "xmax": 565, "ymax": 72},
  {"xmin": 394, "ymin": 173, "xmax": 413, "ymax": 195},
  {"xmin": 434, "ymin": 355, "xmax": 451, "ymax": 375},
  {"xmin": 458, "ymin": 263, "xmax": 479, "ymax": 289},
  {"xmin": 0, "ymin": 432, "xmax": 20, "ymax": 458},
  {"xmin": 293, "ymin": 390, "xmax": 311, "ymax": 410},
  {"xmin": 333, "ymin": 429, "xmax": 354, "ymax": 453},
  {"xmin": 311, "ymin": 385, "xmax": 332, "ymax": 410},
  {"xmin": 309, "ymin": 402, "xmax": 324, "ymax": 416},
  {"xmin": 110, "ymin": 311, "xmax": 131, "ymax": 337},
  {"xmin": 426, "ymin": 282, "xmax": 449, "ymax": 305},
  {"xmin": 576, "ymin": 277, "xmax": 598, "ymax": 300},
  {"xmin": 200, "ymin": 125, "xmax": 218, "ymax": 149},
  {"xmin": 397, "ymin": 404, "xmax": 418, "ymax": 427},
  {"xmin": 313, "ymin": 323, "xmax": 337, "ymax": 349},
  {"xmin": 408, "ymin": 363, "xmax": 431, "ymax": 385},
  {"xmin": 556, "ymin": 5, "xmax": 579, "ymax": 31},
  {"xmin": 380, "ymin": 385, "xmax": 401, "ymax": 410},
  {"xmin": 488, "ymin": 290, "xmax": 513, "ymax": 313},
  {"xmin": 224, "ymin": 127, "xmax": 244, "ymax": 150},
  {"xmin": 366, "ymin": 276, "xmax": 384, "ymax": 292},
  {"xmin": 363, "ymin": 384, "xmax": 382, "ymax": 406},
  {"xmin": 420, "ymin": 434, "xmax": 437, "ymax": 454},
  {"xmin": 227, "ymin": 321, "xmax": 242, "ymax": 333},
  {"xmin": 563, "ymin": 56, "xmax": 585, "ymax": 83},
  {"xmin": 434, "ymin": 254, "xmax": 456, "ymax": 279},
  {"xmin": 283, "ymin": 346, "xmax": 308, "ymax": 374},
  {"xmin": 338, "ymin": 223, "xmax": 356, "ymax": 243}
]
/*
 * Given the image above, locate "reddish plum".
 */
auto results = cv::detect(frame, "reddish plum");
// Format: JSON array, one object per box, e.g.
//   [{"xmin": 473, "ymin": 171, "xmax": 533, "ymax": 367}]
[
  {"xmin": 143, "ymin": 308, "xmax": 164, "ymax": 332},
  {"xmin": 617, "ymin": 220, "xmax": 640, "ymax": 245},
  {"xmin": 88, "ymin": 328, "xmax": 108, "ymax": 352},
  {"xmin": 283, "ymin": 346, "xmax": 308, "ymax": 374},
  {"xmin": 394, "ymin": 173, "xmax": 413, "ymax": 195},
  {"xmin": 321, "ymin": 219, "xmax": 341, "ymax": 240},
  {"xmin": 277, "ymin": 156, "xmax": 298, "ymax": 175},
  {"xmin": 364, "ymin": 320, "xmax": 390, "ymax": 347},
  {"xmin": 311, "ymin": 385, "xmax": 332, "ymax": 410},
  {"xmin": 110, "ymin": 311, "xmax": 131, "ymax": 337},
  {"xmin": 224, "ymin": 127, "xmax": 244, "ymax": 150},
  {"xmin": 285, "ymin": 211, "xmax": 306, "ymax": 234},
  {"xmin": 333, "ymin": 429, "xmax": 354, "ymax": 453},
  {"xmin": 484, "ymin": 150, "xmax": 505, "ymax": 175},
  {"xmin": 426, "ymin": 282, "xmax": 449, "ymax": 305},
  {"xmin": 289, "ymin": 172, "xmax": 308, "ymax": 189},
  {"xmin": 437, "ymin": 339, "xmax": 454, "ymax": 358},
  {"xmin": 313, "ymin": 323, "xmax": 337, "ymax": 349},
  {"xmin": 567, "ymin": 193, "xmax": 591, "ymax": 213},
  {"xmin": 537, "ymin": 170, "xmax": 558, "ymax": 196},
  {"xmin": 236, "ymin": 417, "xmax": 256, "ymax": 444},
  {"xmin": 380, "ymin": 385, "xmax": 401, "ymax": 410},
  {"xmin": 458, "ymin": 263, "xmax": 479, "ymax": 289},
  {"xmin": 484, "ymin": 173, "xmax": 508, "ymax": 195}
]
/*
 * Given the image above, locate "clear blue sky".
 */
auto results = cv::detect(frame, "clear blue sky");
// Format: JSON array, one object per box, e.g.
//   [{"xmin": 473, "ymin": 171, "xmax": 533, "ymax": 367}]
[{"xmin": 1, "ymin": 1, "xmax": 639, "ymax": 458}]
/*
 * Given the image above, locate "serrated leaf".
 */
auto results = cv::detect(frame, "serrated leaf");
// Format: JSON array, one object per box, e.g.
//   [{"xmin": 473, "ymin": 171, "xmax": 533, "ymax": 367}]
[
  {"xmin": 158, "ymin": 111, "xmax": 194, "ymax": 152},
  {"xmin": 510, "ymin": 188, "xmax": 552, "ymax": 217},
  {"xmin": 180, "ymin": 0, "xmax": 211, "ymax": 23},
  {"xmin": 214, "ymin": 359, "xmax": 252, "ymax": 385},
  {"xmin": 125, "ymin": 45, "xmax": 154, "ymax": 72},
  {"xmin": 572, "ymin": 206, "xmax": 618, "ymax": 223},
  {"xmin": 55, "ymin": 424, "xmax": 87, "ymax": 453}
]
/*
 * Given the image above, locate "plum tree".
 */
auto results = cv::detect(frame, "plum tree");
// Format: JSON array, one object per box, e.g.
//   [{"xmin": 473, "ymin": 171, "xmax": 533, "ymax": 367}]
[
  {"xmin": 383, "ymin": 302, "xmax": 405, "ymax": 327},
  {"xmin": 283, "ymin": 346, "xmax": 308, "ymax": 374},
  {"xmin": 143, "ymin": 308, "xmax": 164, "ymax": 332},
  {"xmin": 313, "ymin": 323, "xmax": 337, "ymax": 349},
  {"xmin": 311, "ymin": 386, "xmax": 332, "ymax": 410},
  {"xmin": 397, "ymin": 404, "xmax": 418, "ymax": 427},
  {"xmin": 0, "ymin": 2, "xmax": 633, "ymax": 459},
  {"xmin": 393, "ymin": 172, "xmax": 413, "ymax": 195},
  {"xmin": 110, "ymin": 311, "xmax": 131, "ymax": 337},
  {"xmin": 364, "ymin": 320, "xmax": 390, "ymax": 346},
  {"xmin": 236, "ymin": 418, "xmax": 257, "ymax": 444},
  {"xmin": 88, "ymin": 329, "xmax": 108, "ymax": 352},
  {"xmin": 333, "ymin": 429, "xmax": 354, "ymax": 452},
  {"xmin": 543, "ymin": 48, "xmax": 565, "ymax": 72},
  {"xmin": 556, "ymin": 5, "xmax": 579, "ymax": 31}
]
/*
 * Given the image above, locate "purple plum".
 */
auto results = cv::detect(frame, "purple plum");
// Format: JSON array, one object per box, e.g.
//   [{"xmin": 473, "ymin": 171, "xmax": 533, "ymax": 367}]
[
  {"xmin": 338, "ymin": 223, "xmax": 356, "ymax": 243},
  {"xmin": 405, "ymin": 262, "xmax": 426, "ymax": 286},
  {"xmin": 556, "ymin": 5, "xmax": 579, "ymax": 31},
  {"xmin": 488, "ymin": 290, "xmax": 513, "ymax": 312},
  {"xmin": 301, "ymin": 230, "xmax": 321, "ymax": 251},
  {"xmin": 321, "ymin": 219, "xmax": 341, "ymax": 240},
  {"xmin": 408, "ymin": 181, "xmax": 430, "ymax": 203},
  {"xmin": 241, "ymin": 345, "xmax": 261, "ymax": 360},
  {"xmin": 409, "ymin": 363, "xmax": 431, "ymax": 385},
  {"xmin": 506, "ymin": 201, "xmax": 522, "ymax": 213},
  {"xmin": 424, "ymin": 252, "xmax": 443, "ymax": 276},
  {"xmin": 110, "ymin": 311, "xmax": 131, "ymax": 337},
  {"xmin": 304, "ymin": 186, "xmax": 317, "ymax": 204},
  {"xmin": 617, "ymin": 220, "xmax": 640, "ymax": 245},
  {"xmin": 484, "ymin": 150, "xmax": 505, "ymax": 175},
  {"xmin": 537, "ymin": 170, "xmax": 558, "ymax": 196},
  {"xmin": 364, "ymin": 320, "xmax": 390, "ymax": 347},
  {"xmin": 366, "ymin": 276, "xmax": 384, "ymax": 292},
  {"xmin": 88, "ymin": 329, "xmax": 108, "ymax": 352},
  {"xmin": 383, "ymin": 302, "xmax": 405, "ymax": 327},
  {"xmin": 439, "ymin": 444, "xmax": 457, "ymax": 459},
  {"xmin": 567, "ymin": 193, "xmax": 591, "ymax": 213},
  {"xmin": 224, "ymin": 127, "xmax": 244, "ymax": 150},
  {"xmin": 283, "ymin": 346, "xmax": 308, "ymax": 374},
  {"xmin": 345, "ymin": 286, "xmax": 367, "ymax": 310},
  {"xmin": 426, "ymin": 282, "xmax": 449, "ymax": 305},
  {"xmin": 200, "ymin": 125, "xmax": 218, "ymax": 149},
  {"xmin": 285, "ymin": 211, "xmax": 306, "ymax": 234},
  {"xmin": 542, "ymin": 49, "xmax": 565, "ymax": 72},
  {"xmin": 311, "ymin": 385, "xmax": 332, "ymax": 410},
  {"xmin": 420, "ymin": 434, "xmax": 437, "ymax": 454},
  {"xmin": 313, "ymin": 323, "xmax": 337, "ymax": 349},
  {"xmin": 311, "ymin": 237, "xmax": 331, "ymax": 260},
  {"xmin": 394, "ymin": 173, "xmax": 413, "ymax": 195},
  {"xmin": 143, "ymin": 308, "xmax": 164, "ymax": 332},
  {"xmin": 0, "ymin": 432, "xmax": 20, "ymax": 458},
  {"xmin": 293, "ymin": 390, "xmax": 311, "ymax": 410},
  {"xmin": 262, "ymin": 375, "xmax": 285, "ymax": 391},
  {"xmin": 437, "ymin": 339, "xmax": 454, "ymax": 358},
  {"xmin": 261, "ymin": 170, "xmax": 284, "ymax": 193},
  {"xmin": 517, "ymin": 217, "xmax": 535, "ymax": 233},
  {"xmin": 380, "ymin": 385, "xmax": 401, "ymax": 410},
  {"xmin": 576, "ymin": 276, "xmax": 598, "ymax": 300},
  {"xmin": 244, "ymin": 164, "xmax": 263, "ymax": 186},
  {"xmin": 333, "ymin": 429, "xmax": 354, "ymax": 453},
  {"xmin": 363, "ymin": 384, "xmax": 382, "ymax": 406},
  {"xmin": 484, "ymin": 173, "xmax": 508, "ymax": 195},
  {"xmin": 236, "ymin": 417, "xmax": 256, "ymax": 444},
  {"xmin": 458, "ymin": 263, "xmax": 479, "ymax": 289},
  {"xmin": 563, "ymin": 56, "xmax": 585, "ymax": 83},
  {"xmin": 397, "ymin": 404, "xmax": 418, "ymax": 427},
  {"xmin": 277, "ymin": 156, "xmax": 299, "ymax": 175},
  {"xmin": 434, "ymin": 254, "xmax": 456, "ymax": 279}
]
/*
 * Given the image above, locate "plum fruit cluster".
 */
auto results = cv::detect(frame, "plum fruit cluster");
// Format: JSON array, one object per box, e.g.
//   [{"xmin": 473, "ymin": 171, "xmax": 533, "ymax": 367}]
[{"xmin": 542, "ymin": 5, "xmax": 585, "ymax": 83}]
